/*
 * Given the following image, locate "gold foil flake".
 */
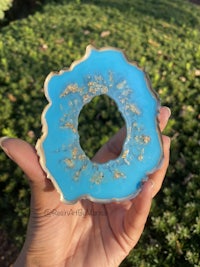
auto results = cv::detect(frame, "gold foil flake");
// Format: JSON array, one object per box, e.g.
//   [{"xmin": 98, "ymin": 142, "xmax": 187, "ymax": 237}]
[
  {"xmin": 64, "ymin": 122, "xmax": 77, "ymax": 133},
  {"xmin": 121, "ymin": 150, "xmax": 130, "ymax": 165},
  {"xmin": 101, "ymin": 86, "xmax": 108, "ymax": 94},
  {"xmin": 90, "ymin": 172, "xmax": 104, "ymax": 185},
  {"xmin": 138, "ymin": 148, "xmax": 145, "ymax": 161},
  {"xmin": 126, "ymin": 103, "xmax": 140, "ymax": 115},
  {"xmin": 114, "ymin": 170, "xmax": 125, "ymax": 179},
  {"xmin": 123, "ymin": 158, "xmax": 130, "ymax": 165},
  {"xmin": 88, "ymin": 82, "xmax": 98, "ymax": 94},
  {"xmin": 126, "ymin": 133, "xmax": 131, "ymax": 141},
  {"xmin": 64, "ymin": 158, "xmax": 74, "ymax": 168},
  {"xmin": 142, "ymin": 135, "xmax": 151, "ymax": 144},
  {"xmin": 72, "ymin": 147, "xmax": 78, "ymax": 159},
  {"xmin": 81, "ymin": 164, "xmax": 87, "ymax": 171},
  {"xmin": 121, "ymin": 149, "xmax": 129, "ymax": 159},
  {"xmin": 73, "ymin": 164, "xmax": 87, "ymax": 181},
  {"xmin": 87, "ymin": 79, "xmax": 108, "ymax": 95},
  {"xmin": 60, "ymin": 83, "xmax": 80, "ymax": 97},
  {"xmin": 88, "ymin": 84, "xmax": 98, "ymax": 94},
  {"xmin": 135, "ymin": 135, "xmax": 150, "ymax": 144},
  {"xmin": 83, "ymin": 94, "xmax": 91, "ymax": 103},
  {"xmin": 74, "ymin": 170, "xmax": 80, "ymax": 181},
  {"xmin": 88, "ymin": 81, "xmax": 93, "ymax": 87},
  {"xmin": 94, "ymin": 75, "xmax": 103, "ymax": 82},
  {"xmin": 121, "ymin": 89, "xmax": 131, "ymax": 97},
  {"xmin": 138, "ymin": 155, "xmax": 144, "ymax": 161},
  {"xmin": 132, "ymin": 122, "xmax": 141, "ymax": 131},
  {"xmin": 117, "ymin": 80, "xmax": 127, "ymax": 90},
  {"xmin": 78, "ymin": 154, "xmax": 87, "ymax": 160}
]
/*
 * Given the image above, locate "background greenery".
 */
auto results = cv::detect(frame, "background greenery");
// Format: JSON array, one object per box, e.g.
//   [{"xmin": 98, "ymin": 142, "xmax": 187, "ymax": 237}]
[
  {"xmin": 0, "ymin": 0, "xmax": 12, "ymax": 20},
  {"xmin": 0, "ymin": 0, "xmax": 200, "ymax": 266}
]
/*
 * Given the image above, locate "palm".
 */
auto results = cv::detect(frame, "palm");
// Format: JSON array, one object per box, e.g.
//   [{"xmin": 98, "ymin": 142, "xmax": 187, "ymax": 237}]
[{"xmin": 29, "ymin": 180, "xmax": 147, "ymax": 267}]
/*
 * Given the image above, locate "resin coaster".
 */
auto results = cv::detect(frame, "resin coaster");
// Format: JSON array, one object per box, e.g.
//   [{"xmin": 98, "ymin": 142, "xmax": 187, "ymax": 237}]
[{"xmin": 36, "ymin": 45, "xmax": 163, "ymax": 203}]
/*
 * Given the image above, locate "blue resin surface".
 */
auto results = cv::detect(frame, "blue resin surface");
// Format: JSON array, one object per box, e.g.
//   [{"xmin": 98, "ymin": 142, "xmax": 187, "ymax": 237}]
[{"xmin": 36, "ymin": 46, "xmax": 163, "ymax": 203}]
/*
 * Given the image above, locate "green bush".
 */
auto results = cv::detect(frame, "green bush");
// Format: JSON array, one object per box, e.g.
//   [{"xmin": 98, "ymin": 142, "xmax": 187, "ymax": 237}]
[
  {"xmin": 0, "ymin": 0, "xmax": 12, "ymax": 20},
  {"xmin": 78, "ymin": 94, "xmax": 125, "ymax": 159},
  {"xmin": 0, "ymin": 0, "xmax": 200, "ymax": 266}
]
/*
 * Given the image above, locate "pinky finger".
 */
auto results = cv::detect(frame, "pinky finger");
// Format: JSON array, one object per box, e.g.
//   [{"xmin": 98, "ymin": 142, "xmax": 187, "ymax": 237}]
[{"xmin": 149, "ymin": 135, "xmax": 171, "ymax": 198}]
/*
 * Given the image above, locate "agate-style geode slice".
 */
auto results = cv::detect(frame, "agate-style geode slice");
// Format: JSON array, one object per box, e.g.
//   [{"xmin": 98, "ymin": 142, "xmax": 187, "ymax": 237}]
[{"xmin": 36, "ymin": 45, "xmax": 163, "ymax": 203}]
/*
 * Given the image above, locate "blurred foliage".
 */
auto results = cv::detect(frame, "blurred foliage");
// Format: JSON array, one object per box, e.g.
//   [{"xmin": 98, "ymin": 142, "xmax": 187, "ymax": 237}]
[
  {"xmin": 4, "ymin": 0, "xmax": 43, "ymax": 21},
  {"xmin": 78, "ymin": 94, "xmax": 125, "ymax": 159},
  {"xmin": 0, "ymin": 0, "xmax": 200, "ymax": 266},
  {"xmin": 0, "ymin": 0, "xmax": 12, "ymax": 20}
]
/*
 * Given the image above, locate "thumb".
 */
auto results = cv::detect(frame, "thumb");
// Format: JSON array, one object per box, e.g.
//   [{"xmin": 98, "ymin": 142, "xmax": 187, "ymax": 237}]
[{"xmin": 0, "ymin": 137, "xmax": 53, "ymax": 192}]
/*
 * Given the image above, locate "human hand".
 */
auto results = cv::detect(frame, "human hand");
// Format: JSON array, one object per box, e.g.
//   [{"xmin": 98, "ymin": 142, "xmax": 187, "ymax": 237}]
[{"xmin": 0, "ymin": 106, "xmax": 171, "ymax": 267}]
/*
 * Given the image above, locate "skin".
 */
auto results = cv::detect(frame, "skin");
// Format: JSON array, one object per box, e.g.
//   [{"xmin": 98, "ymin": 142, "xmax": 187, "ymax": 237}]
[{"xmin": 0, "ymin": 106, "xmax": 171, "ymax": 267}]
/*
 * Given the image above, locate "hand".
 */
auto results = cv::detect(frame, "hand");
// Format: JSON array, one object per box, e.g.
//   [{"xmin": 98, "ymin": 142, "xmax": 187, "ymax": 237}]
[{"xmin": 0, "ymin": 107, "xmax": 171, "ymax": 267}]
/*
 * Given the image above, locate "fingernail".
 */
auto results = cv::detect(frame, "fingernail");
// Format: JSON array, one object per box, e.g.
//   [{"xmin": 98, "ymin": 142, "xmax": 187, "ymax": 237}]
[
  {"xmin": 141, "ymin": 179, "xmax": 154, "ymax": 197},
  {"xmin": 0, "ymin": 136, "xmax": 14, "ymax": 160},
  {"xmin": 148, "ymin": 179, "xmax": 154, "ymax": 190},
  {"xmin": 162, "ymin": 135, "xmax": 171, "ymax": 147},
  {"xmin": 164, "ymin": 106, "xmax": 171, "ymax": 118},
  {"xmin": 142, "ymin": 179, "xmax": 154, "ymax": 189}
]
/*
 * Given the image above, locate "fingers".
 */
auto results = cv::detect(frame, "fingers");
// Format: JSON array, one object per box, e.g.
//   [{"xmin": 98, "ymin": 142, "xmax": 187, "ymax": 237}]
[
  {"xmin": 158, "ymin": 106, "xmax": 171, "ymax": 132},
  {"xmin": 92, "ymin": 126, "xmax": 126, "ymax": 163},
  {"xmin": 0, "ymin": 137, "xmax": 52, "ymax": 191},
  {"xmin": 124, "ymin": 179, "xmax": 153, "ymax": 247},
  {"xmin": 149, "ymin": 135, "xmax": 171, "ymax": 198},
  {"xmin": 93, "ymin": 106, "xmax": 171, "ymax": 163},
  {"xmin": 124, "ymin": 134, "xmax": 170, "ymax": 246}
]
